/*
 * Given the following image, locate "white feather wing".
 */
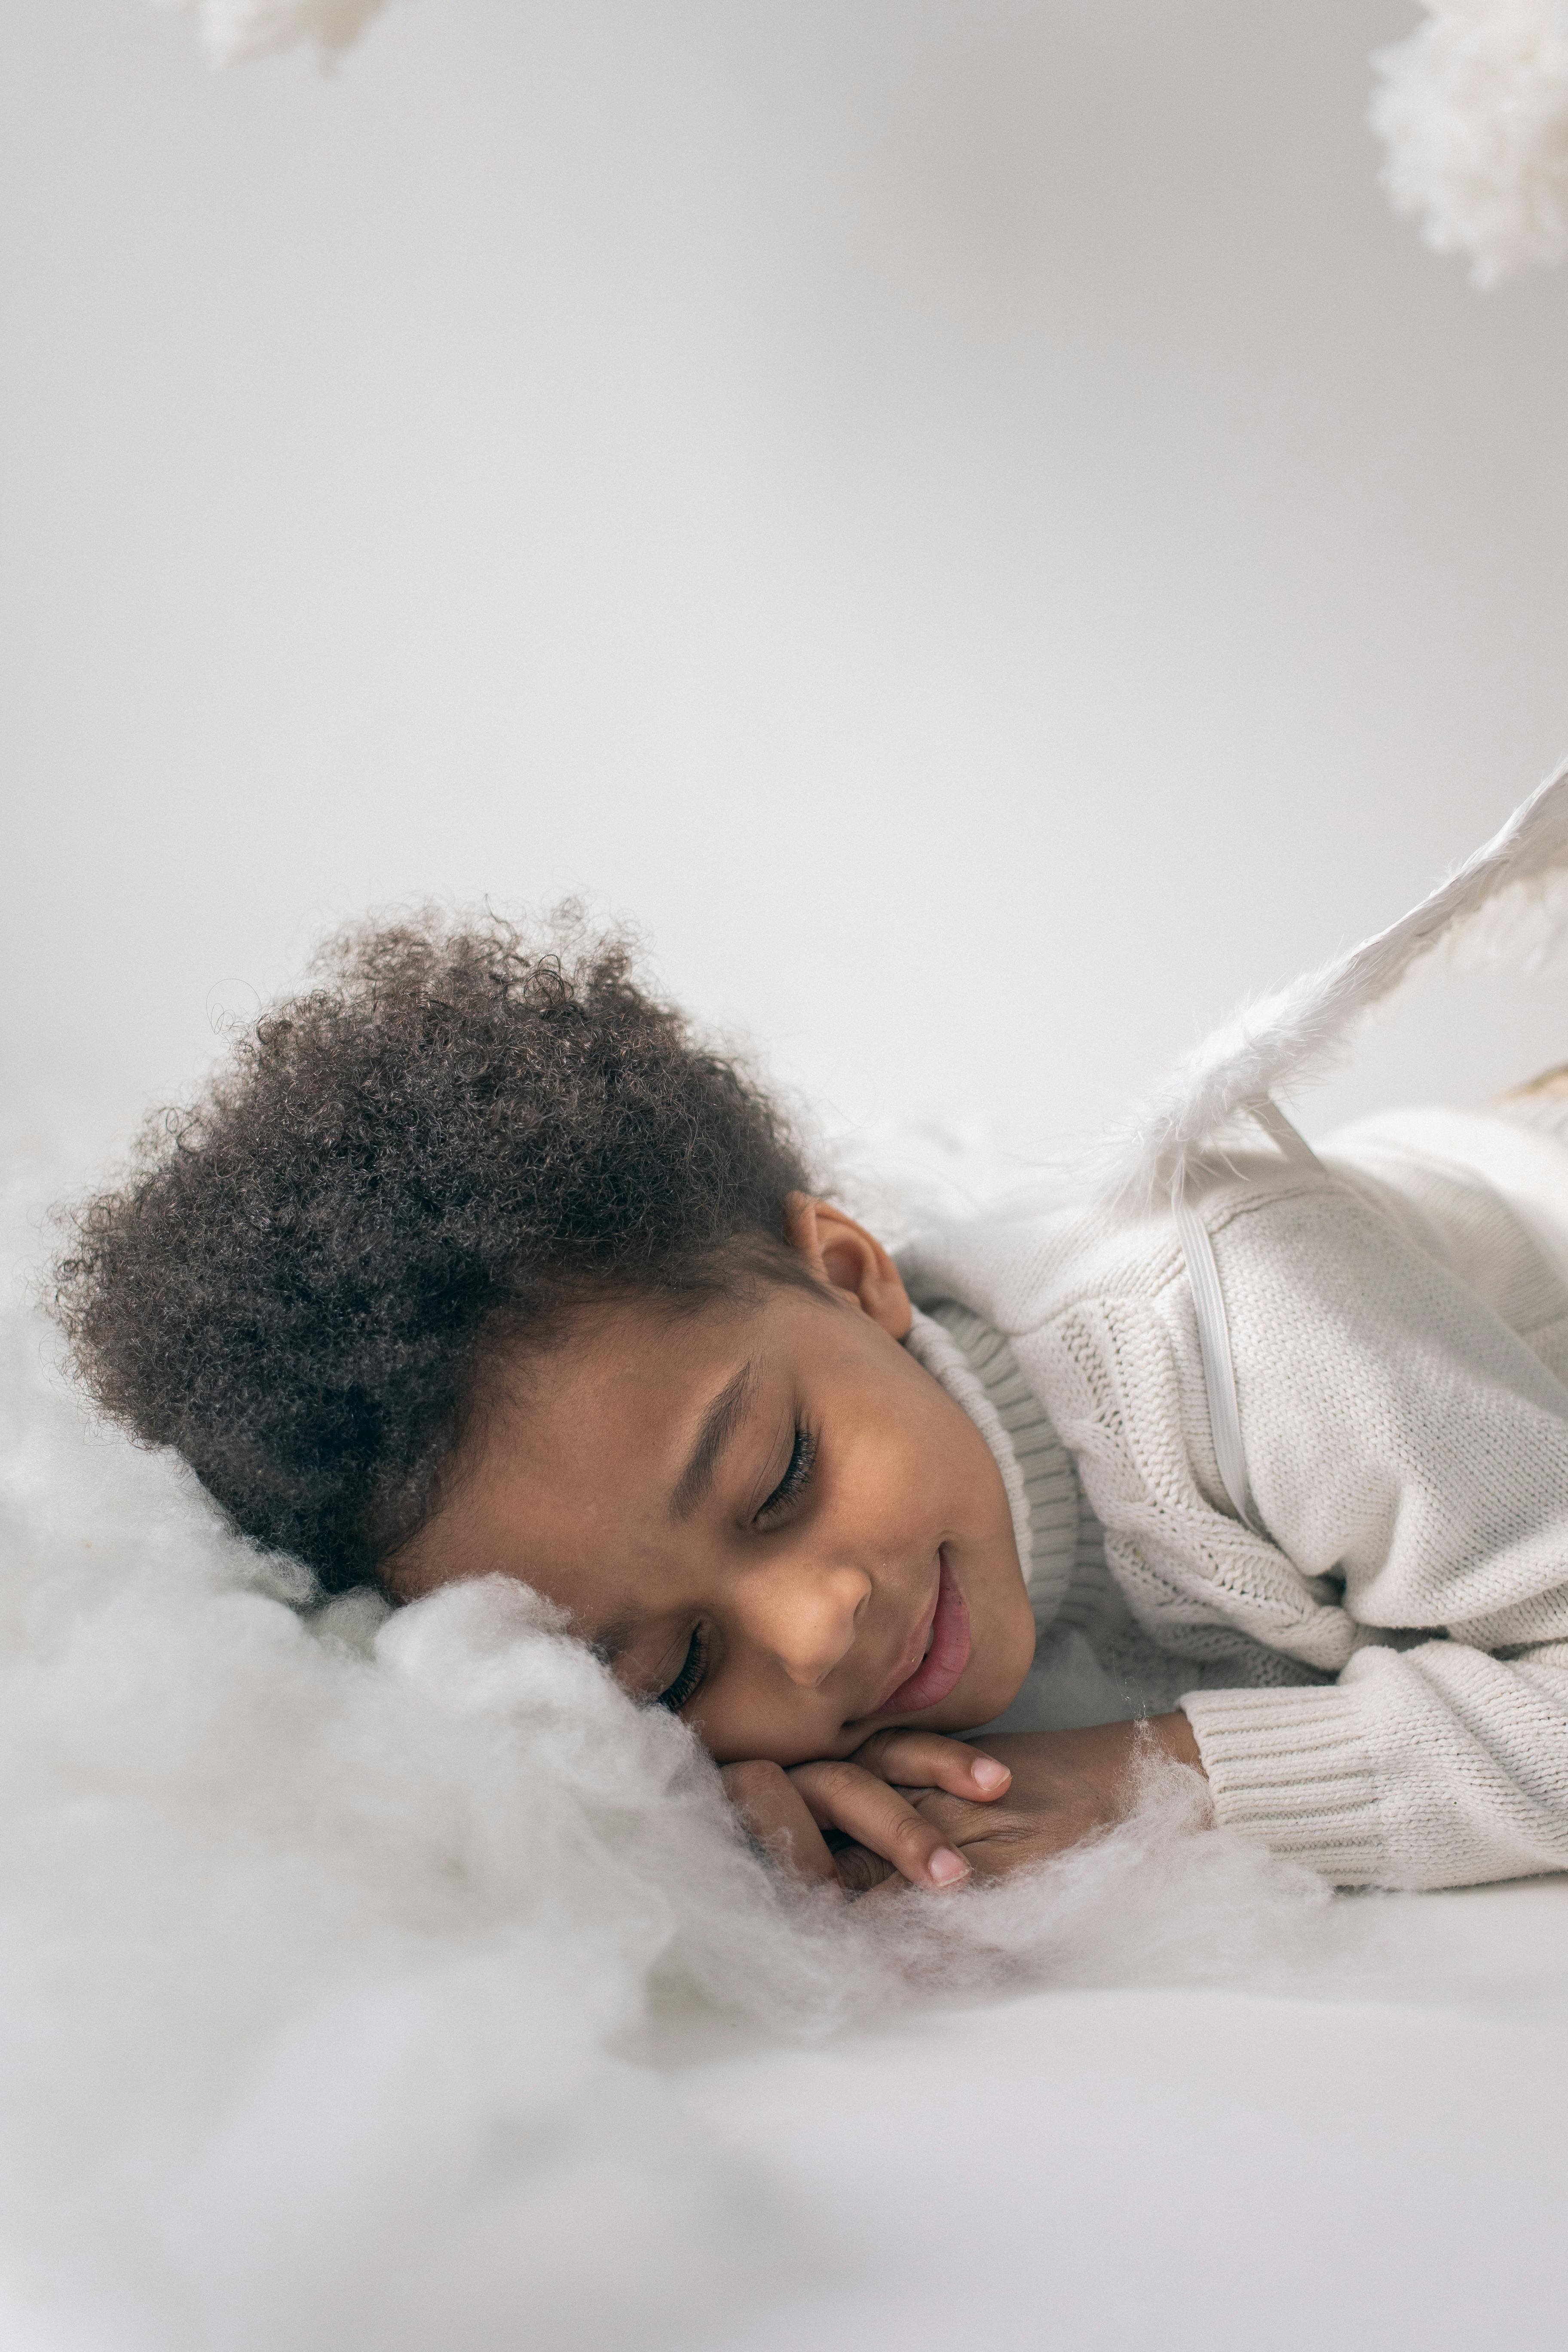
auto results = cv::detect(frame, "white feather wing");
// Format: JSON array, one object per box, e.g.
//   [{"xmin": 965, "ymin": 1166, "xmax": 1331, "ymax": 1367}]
[{"xmin": 1047, "ymin": 759, "xmax": 1568, "ymax": 1210}]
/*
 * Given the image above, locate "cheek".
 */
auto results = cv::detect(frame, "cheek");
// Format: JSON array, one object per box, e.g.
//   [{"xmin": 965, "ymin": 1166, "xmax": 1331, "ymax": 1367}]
[
  {"xmin": 908, "ymin": 1390, "xmax": 1011, "ymax": 1537},
  {"xmin": 908, "ymin": 1395, "xmax": 1035, "ymax": 1706},
  {"xmin": 690, "ymin": 1672, "xmax": 842, "ymax": 1768},
  {"xmin": 863, "ymin": 1368, "xmax": 982, "ymax": 1517}
]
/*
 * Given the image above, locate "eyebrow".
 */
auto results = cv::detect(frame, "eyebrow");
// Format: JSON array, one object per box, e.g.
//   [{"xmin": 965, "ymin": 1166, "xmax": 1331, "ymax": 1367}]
[
  {"xmin": 670, "ymin": 1358, "xmax": 759, "ymax": 1522},
  {"xmin": 594, "ymin": 1359, "xmax": 761, "ymax": 1672}
]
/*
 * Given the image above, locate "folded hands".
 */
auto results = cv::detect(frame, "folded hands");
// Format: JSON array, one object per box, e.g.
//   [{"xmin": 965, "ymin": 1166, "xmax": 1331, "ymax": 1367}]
[{"xmin": 721, "ymin": 1715, "xmax": 1207, "ymax": 1896}]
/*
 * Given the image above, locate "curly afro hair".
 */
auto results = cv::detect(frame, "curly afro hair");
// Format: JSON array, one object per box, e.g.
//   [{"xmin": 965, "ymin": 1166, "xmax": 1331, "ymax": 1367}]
[{"xmin": 54, "ymin": 913, "xmax": 814, "ymax": 1594}]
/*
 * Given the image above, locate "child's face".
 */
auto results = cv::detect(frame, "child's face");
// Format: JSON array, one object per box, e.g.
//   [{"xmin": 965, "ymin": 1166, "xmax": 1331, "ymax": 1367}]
[{"xmin": 390, "ymin": 1202, "xmax": 1038, "ymax": 1766}]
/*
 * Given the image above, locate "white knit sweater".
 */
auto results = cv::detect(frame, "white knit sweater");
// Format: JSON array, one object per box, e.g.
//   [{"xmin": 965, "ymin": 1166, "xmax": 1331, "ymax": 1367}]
[{"xmin": 898, "ymin": 1098, "xmax": 1568, "ymax": 1892}]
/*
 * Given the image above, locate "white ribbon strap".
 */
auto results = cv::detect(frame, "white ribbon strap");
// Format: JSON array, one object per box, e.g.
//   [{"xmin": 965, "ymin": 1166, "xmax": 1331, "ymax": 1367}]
[{"xmin": 1173, "ymin": 1097, "xmax": 1323, "ymax": 1537}]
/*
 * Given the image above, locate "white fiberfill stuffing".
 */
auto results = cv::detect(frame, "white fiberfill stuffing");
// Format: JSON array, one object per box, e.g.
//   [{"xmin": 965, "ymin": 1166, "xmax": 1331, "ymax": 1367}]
[
  {"xmin": 163, "ymin": 0, "xmax": 389, "ymax": 66},
  {"xmin": 165, "ymin": 0, "xmax": 1568, "ymax": 294},
  {"xmin": 1373, "ymin": 2, "xmax": 1568, "ymax": 283},
  {"xmin": 0, "ymin": 1133, "xmax": 1561, "ymax": 2352}
]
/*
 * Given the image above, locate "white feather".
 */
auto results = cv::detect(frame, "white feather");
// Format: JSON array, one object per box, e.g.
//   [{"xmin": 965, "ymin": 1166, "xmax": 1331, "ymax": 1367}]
[{"xmin": 1042, "ymin": 758, "xmax": 1568, "ymax": 1211}]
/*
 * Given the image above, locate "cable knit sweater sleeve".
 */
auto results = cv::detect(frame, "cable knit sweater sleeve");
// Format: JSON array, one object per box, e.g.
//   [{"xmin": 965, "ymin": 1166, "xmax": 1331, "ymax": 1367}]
[{"xmin": 1175, "ymin": 1182, "xmax": 1568, "ymax": 1890}]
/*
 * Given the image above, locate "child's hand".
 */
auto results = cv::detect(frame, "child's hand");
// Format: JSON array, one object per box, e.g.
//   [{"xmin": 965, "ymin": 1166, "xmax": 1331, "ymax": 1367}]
[
  {"xmin": 722, "ymin": 1718, "xmax": 1209, "ymax": 1895},
  {"xmin": 827, "ymin": 1718, "xmax": 1211, "ymax": 1894},
  {"xmin": 720, "ymin": 1730, "xmax": 1014, "ymax": 1894}
]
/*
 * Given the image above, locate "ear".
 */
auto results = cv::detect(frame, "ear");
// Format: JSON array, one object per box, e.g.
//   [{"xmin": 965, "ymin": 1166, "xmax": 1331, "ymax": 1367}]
[{"xmin": 782, "ymin": 1194, "xmax": 913, "ymax": 1341}]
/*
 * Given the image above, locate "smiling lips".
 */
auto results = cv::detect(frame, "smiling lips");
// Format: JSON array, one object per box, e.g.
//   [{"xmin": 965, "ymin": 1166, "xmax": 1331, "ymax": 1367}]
[{"xmin": 873, "ymin": 1549, "xmax": 972, "ymax": 1715}]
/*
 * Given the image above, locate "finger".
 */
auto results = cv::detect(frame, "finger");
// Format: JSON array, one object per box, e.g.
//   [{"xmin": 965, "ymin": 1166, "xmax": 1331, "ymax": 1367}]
[
  {"xmin": 788, "ymin": 1759, "xmax": 971, "ymax": 1891},
  {"xmin": 720, "ymin": 1760, "xmax": 841, "ymax": 1888},
  {"xmin": 829, "ymin": 1840, "xmax": 898, "ymax": 1896},
  {"xmin": 846, "ymin": 1728, "xmax": 1012, "ymax": 1802}
]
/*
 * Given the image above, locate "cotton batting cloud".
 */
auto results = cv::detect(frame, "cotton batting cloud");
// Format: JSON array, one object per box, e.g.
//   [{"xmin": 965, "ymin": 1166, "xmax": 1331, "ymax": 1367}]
[
  {"xmin": 163, "ymin": 0, "xmax": 1568, "ymax": 289},
  {"xmin": 1, "ymin": 1126, "xmax": 1384, "ymax": 2352},
  {"xmin": 164, "ymin": 0, "xmax": 392, "ymax": 66},
  {"xmin": 1372, "ymin": 1, "xmax": 1568, "ymax": 283}
]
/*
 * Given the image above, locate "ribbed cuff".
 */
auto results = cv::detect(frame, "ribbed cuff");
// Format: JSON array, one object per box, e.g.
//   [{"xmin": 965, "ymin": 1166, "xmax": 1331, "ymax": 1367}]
[{"xmin": 1179, "ymin": 1683, "xmax": 1383, "ymax": 1885}]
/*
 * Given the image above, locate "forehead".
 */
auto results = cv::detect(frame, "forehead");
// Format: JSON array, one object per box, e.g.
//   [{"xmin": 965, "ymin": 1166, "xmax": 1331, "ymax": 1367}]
[
  {"xmin": 391, "ymin": 1286, "xmax": 796, "ymax": 1598},
  {"xmin": 489, "ymin": 1289, "xmax": 761, "ymax": 1439}
]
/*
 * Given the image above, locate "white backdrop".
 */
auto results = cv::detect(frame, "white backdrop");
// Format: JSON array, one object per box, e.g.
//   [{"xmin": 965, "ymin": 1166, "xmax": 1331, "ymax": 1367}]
[
  {"xmin": 5, "ymin": 19, "xmax": 1568, "ymax": 2348},
  {"xmin": 7, "ymin": 0, "xmax": 1568, "ymax": 1175}
]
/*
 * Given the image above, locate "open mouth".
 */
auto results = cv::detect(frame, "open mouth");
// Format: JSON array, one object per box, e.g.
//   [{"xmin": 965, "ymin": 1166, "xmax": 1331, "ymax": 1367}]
[{"xmin": 872, "ymin": 1549, "xmax": 972, "ymax": 1716}]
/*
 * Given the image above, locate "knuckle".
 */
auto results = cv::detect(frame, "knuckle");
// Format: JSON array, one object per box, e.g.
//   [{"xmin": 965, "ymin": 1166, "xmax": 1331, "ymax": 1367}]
[
  {"xmin": 891, "ymin": 1813, "xmax": 937, "ymax": 1861},
  {"xmin": 837, "ymin": 1847, "xmax": 896, "ymax": 1895},
  {"xmin": 722, "ymin": 1760, "xmax": 785, "ymax": 1805}
]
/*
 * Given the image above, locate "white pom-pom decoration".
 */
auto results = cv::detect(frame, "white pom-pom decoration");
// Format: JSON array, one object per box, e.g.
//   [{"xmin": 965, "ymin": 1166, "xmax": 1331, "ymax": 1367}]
[
  {"xmin": 1372, "ymin": 1, "xmax": 1568, "ymax": 284},
  {"xmin": 165, "ymin": 0, "xmax": 391, "ymax": 65}
]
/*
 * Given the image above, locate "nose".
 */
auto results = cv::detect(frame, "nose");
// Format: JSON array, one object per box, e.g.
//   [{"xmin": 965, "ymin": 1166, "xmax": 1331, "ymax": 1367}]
[{"xmin": 731, "ymin": 1555, "xmax": 872, "ymax": 1690}]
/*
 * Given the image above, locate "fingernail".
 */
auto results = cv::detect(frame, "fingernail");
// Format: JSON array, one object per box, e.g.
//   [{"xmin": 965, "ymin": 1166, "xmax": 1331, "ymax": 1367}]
[
  {"xmin": 971, "ymin": 1758, "xmax": 1010, "ymax": 1792},
  {"xmin": 928, "ymin": 1847, "xmax": 970, "ymax": 1886}
]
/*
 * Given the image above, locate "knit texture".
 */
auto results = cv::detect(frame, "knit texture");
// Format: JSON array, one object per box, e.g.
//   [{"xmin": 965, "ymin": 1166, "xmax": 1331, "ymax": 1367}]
[
  {"xmin": 900, "ymin": 1106, "xmax": 1568, "ymax": 1890},
  {"xmin": 918, "ymin": 1302, "xmax": 1081, "ymax": 1628},
  {"xmin": 919, "ymin": 1300, "xmax": 1333, "ymax": 1727}
]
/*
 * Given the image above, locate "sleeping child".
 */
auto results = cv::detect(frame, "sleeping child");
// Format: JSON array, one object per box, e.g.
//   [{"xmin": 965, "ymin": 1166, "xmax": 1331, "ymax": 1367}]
[{"xmin": 53, "ymin": 776, "xmax": 1568, "ymax": 1898}]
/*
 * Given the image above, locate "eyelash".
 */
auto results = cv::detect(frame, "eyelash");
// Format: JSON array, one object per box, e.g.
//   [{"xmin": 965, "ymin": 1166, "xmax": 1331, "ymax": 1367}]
[
  {"xmin": 656, "ymin": 1624, "xmax": 709, "ymax": 1713},
  {"xmin": 653, "ymin": 1425, "xmax": 816, "ymax": 1712},
  {"xmin": 755, "ymin": 1423, "xmax": 816, "ymax": 1525}
]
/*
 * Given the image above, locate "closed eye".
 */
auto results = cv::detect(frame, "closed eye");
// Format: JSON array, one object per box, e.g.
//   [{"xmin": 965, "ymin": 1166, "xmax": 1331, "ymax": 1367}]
[
  {"xmin": 655, "ymin": 1623, "xmax": 708, "ymax": 1712},
  {"xmin": 755, "ymin": 1423, "xmax": 816, "ymax": 1525}
]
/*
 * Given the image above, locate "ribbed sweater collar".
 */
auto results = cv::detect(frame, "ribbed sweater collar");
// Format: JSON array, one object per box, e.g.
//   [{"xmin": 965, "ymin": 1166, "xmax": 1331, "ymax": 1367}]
[{"xmin": 903, "ymin": 1302, "xmax": 1081, "ymax": 1630}]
